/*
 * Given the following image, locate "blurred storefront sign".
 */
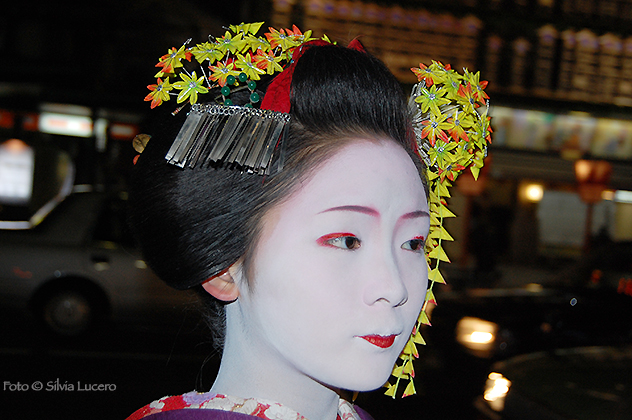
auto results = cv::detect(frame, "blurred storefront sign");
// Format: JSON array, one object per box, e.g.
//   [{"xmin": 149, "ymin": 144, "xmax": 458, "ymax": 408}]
[
  {"xmin": 0, "ymin": 104, "xmax": 140, "ymax": 143},
  {"xmin": 490, "ymin": 106, "xmax": 632, "ymax": 161},
  {"xmin": 38, "ymin": 113, "xmax": 93, "ymax": 138}
]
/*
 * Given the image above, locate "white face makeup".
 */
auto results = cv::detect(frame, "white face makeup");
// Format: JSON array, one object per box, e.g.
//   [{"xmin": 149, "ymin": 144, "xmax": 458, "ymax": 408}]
[{"xmin": 236, "ymin": 139, "xmax": 429, "ymax": 392}]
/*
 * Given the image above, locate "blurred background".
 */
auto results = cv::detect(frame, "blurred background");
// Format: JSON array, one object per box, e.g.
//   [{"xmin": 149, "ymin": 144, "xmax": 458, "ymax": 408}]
[{"xmin": 1, "ymin": 0, "xmax": 631, "ymax": 419}]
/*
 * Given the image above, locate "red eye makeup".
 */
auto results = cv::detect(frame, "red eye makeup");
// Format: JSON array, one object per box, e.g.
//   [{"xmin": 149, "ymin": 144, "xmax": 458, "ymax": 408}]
[{"xmin": 316, "ymin": 233, "xmax": 361, "ymax": 250}]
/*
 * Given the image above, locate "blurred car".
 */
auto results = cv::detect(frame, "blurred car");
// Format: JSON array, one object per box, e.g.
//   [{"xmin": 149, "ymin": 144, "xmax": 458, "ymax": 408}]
[
  {"xmin": 426, "ymin": 251, "xmax": 632, "ymax": 402},
  {"xmin": 477, "ymin": 345, "xmax": 632, "ymax": 420},
  {"xmin": 0, "ymin": 139, "xmax": 201, "ymax": 337},
  {"xmin": 0, "ymin": 189, "xmax": 200, "ymax": 336}
]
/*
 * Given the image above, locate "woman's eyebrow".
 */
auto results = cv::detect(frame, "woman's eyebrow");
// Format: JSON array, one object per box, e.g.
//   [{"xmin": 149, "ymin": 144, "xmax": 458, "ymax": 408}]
[
  {"xmin": 318, "ymin": 205, "xmax": 379, "ymax": 217},
  {"xmin": 318, "ymin": 206, "xmax": 430, "ymax": 219},
  {"xmin": 401, "ymin": 210, "xmax": 430, "ymax": 220}
]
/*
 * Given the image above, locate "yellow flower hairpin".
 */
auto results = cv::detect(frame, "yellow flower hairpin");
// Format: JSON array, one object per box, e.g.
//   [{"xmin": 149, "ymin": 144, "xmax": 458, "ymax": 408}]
[{"xmin": 144, "ymin": 23, "xmax": 318, "ymax": 109}]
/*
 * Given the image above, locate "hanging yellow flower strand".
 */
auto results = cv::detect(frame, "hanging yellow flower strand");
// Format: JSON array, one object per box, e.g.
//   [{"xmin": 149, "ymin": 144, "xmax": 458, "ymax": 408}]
[{"xmin": 385, "ymin": 61, "xmax": 492, "ymax": 398}]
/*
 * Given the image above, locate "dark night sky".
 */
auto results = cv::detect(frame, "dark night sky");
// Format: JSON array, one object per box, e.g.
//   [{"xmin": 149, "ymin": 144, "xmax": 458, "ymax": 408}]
[{"xmin": 0, "ymin": 0, "xmax": 265, "ymax": 113}]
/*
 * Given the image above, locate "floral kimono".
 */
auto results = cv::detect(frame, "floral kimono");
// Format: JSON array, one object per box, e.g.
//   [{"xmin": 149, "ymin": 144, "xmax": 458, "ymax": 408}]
[{"xmin": 127, "ymin": 392, "xmax": 374, "ymax": 420}]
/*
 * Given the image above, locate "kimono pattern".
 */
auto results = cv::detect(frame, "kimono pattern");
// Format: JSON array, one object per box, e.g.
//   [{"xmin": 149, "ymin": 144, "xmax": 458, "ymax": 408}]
[{"xmin": 127, "ymin": 392, "xmax": 373, "ymax": 420}]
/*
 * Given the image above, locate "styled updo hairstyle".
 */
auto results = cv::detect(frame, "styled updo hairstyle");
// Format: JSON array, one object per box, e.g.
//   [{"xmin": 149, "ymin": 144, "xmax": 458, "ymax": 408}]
[{"xmin": 128, "ymin": 44, "xmax": 426, "ymax": 346}]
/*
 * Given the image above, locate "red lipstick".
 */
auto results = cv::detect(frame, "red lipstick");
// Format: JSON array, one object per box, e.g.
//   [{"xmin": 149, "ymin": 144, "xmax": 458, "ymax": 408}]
[{"xmin": 360, "ymin": 335, "xmax": 396, "ymax": 348}]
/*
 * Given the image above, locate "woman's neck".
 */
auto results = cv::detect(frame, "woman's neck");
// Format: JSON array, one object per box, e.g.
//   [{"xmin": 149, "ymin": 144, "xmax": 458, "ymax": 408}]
[{"xmin": 210, "ymin": 301, "xmax": 341, "ymax": 420}]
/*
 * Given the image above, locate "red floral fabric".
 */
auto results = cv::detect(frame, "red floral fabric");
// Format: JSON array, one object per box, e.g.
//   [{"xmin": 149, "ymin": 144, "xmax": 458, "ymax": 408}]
[{"xmin": 127, "ymin": 392, "xmax": 365, "ymax": 420}]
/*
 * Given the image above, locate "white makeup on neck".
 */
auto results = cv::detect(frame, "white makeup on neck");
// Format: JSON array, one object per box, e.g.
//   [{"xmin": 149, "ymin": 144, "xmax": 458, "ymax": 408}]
[{"xmin": 210, "ymin": 139, "xmax": 429, "ymax": 420}]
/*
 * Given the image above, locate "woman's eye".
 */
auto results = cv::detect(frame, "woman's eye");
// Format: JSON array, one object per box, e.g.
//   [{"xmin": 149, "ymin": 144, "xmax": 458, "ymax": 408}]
[
  {"xmin": 402, "ymin": 236, "xmax": 425, "ymax": 253},
  {"xmin": 317, "ymin": 233, "xmax": 361, "ymax": 250}
]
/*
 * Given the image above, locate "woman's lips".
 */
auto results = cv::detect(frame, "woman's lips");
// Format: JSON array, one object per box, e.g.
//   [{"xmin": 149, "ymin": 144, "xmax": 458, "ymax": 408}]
[{"xmin": 360, "ymin": 334, "xmax": 396, "ymax": 348}]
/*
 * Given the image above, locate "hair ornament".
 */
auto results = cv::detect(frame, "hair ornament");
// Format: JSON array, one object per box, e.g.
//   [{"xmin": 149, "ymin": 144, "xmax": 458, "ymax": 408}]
[
  {"xmin": 165, "ymin": 103, "xmax": 290, "ymax": 173},
  {"xmin": 385, "ymin": 61, "xmax": 492, "ymax": 398},
  {"xmin": 144, "ymin": 23, "xmax": 333, "ymax": 173},
  {"xmin": 146, "ymin": 22, "xmax": 317, "ymax": 109},
  {"xmin": 132, "ymin": 134, "xmax": 151, "ymax": 165}
]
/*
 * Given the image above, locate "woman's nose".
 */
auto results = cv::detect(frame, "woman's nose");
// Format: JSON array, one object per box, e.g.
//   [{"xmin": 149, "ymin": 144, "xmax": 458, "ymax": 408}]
[{"xmin": 362, "ymin": 248, "xmax": 408, "ymax": 307}]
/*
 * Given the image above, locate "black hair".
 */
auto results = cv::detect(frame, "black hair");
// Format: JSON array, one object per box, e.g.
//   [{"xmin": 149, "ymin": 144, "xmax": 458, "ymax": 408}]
[
  {"xmin": 128, "ymin": 43, "xmax": 426, "ymax": 349},
  {"xmin": 291, "ymin": 45, "xmax": 410, "ymax": 144}
]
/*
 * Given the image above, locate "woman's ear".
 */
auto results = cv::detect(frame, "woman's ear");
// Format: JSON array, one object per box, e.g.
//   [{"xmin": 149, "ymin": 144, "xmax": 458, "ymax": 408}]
[{"xmin": 201, "ymin": 261, "xmax": 242, "ymax": 302}]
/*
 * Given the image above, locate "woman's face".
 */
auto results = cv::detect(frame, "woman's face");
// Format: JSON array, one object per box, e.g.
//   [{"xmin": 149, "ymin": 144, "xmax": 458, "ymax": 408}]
[{"xmin": 237, "ymin": 139, "xmax": 429, "ymax": 391}]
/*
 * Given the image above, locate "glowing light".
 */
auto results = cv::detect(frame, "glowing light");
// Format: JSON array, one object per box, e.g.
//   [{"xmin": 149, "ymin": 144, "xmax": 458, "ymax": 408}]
[
  {"xmin": 524, "ymin": 183, "xmax": 544, "ymax": 202},
  {"xmin": 467, "ymin": 331, "xmax": 494, "ymax": 344},
  {"xmin": 518, "ymin": 181, "xmax": 544, "ymax": 203},
  {"xmin": 602, "ymin": 190, "xmax": 615, "ymax": 201},
  {"xmin": 484, "ymin": 372, "xmax": 511, "ymax": 412},
  {"xmin": 2, "ymin": 138, "xmax": 29, "ymax": 153},
  {"xmin": 456, "ymin": 317, "xmax": 498, "ymax": 355},
  {"xmin": 574, "ymin": 160, "xmax": 592, "ymax": 182},
  {"xmin": 615, "ymin": 190, "xmax": 632, "ymax": 203}
]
